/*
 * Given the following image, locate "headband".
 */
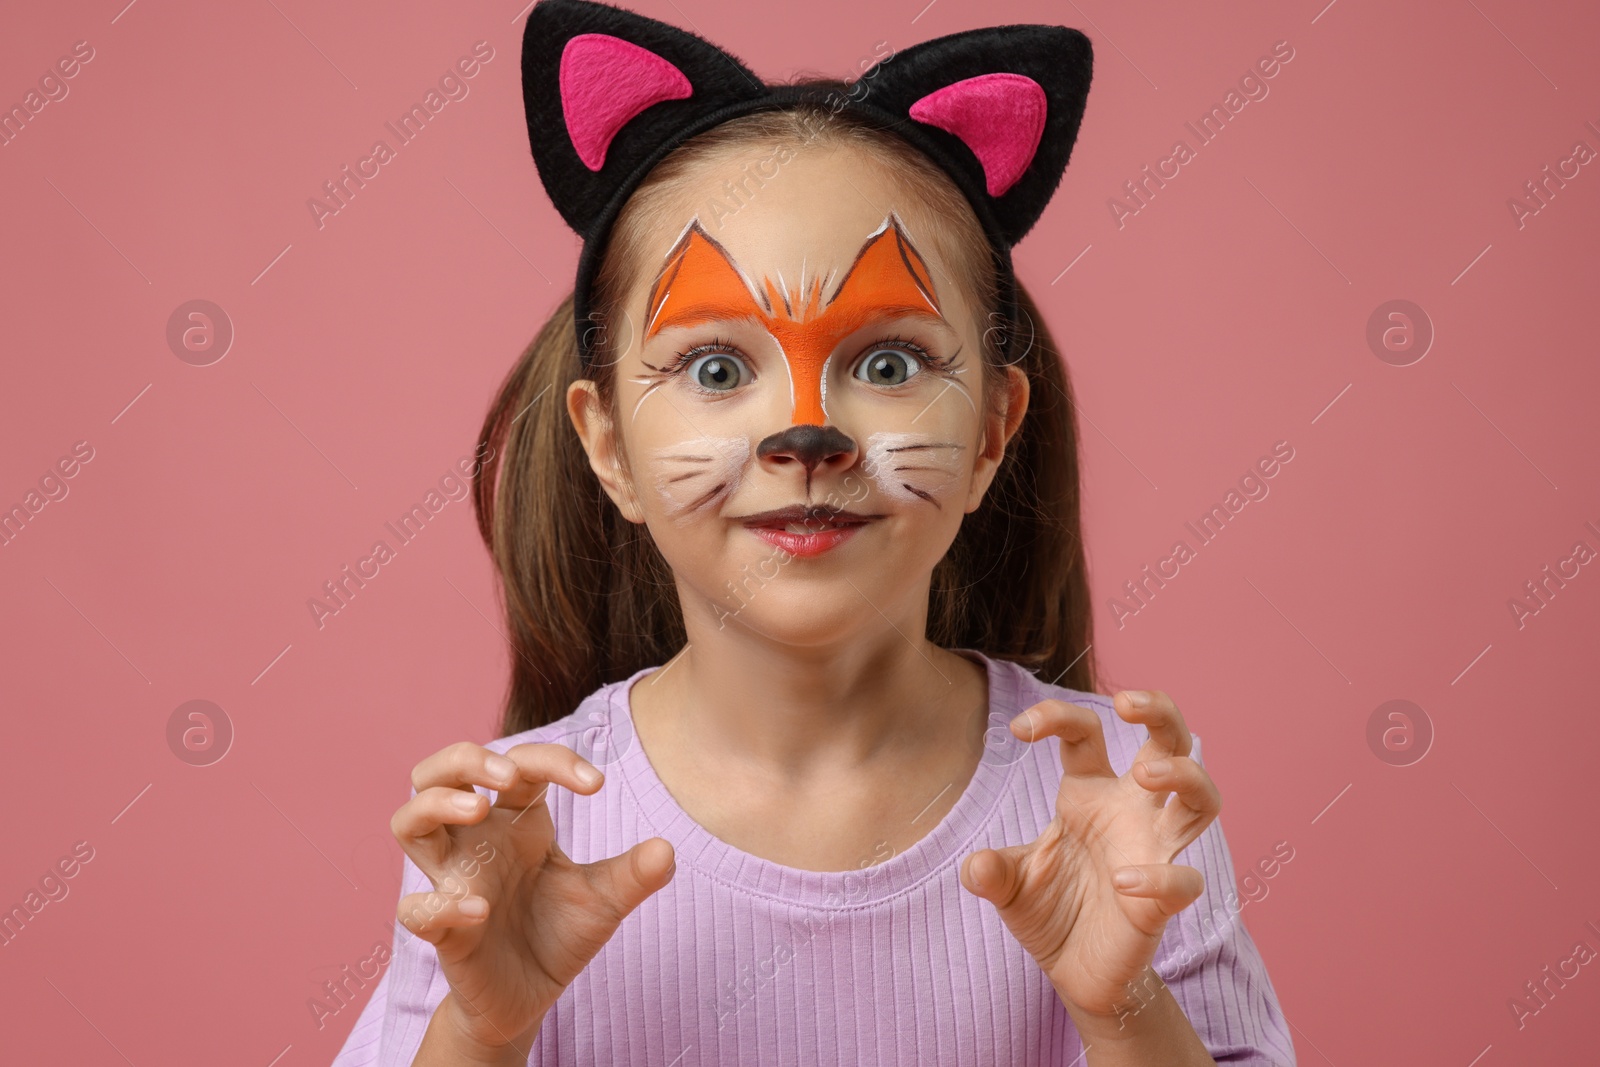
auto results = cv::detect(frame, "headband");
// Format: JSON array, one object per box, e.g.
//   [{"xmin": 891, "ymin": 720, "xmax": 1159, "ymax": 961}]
[{"xmin": 520, "ymin": 0, "xmax": 1093, "ymax": 371}]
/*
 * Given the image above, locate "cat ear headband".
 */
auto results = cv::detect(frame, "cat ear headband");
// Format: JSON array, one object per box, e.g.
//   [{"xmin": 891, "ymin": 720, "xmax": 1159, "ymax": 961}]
[{"xmin": 520, "ymin": 0, "xmax": 1093, "ymax": 371}]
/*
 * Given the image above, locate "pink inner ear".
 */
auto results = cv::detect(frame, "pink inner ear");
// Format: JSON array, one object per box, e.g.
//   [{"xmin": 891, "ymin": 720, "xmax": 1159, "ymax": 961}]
[
  {"xmin": 908, "ymin": 73, "xmax": 1047, "ymax": 197},
  {"xmin": 560, "ymin": 33, "xmax": 693, "ymax": 172}
]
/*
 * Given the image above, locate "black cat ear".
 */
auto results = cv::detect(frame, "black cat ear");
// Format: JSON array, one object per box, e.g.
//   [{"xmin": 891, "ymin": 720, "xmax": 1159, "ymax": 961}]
[
  {"xmin": 847, "ymin": 25, "xmax": 1093, "ymax": 248},
  {"xmin": 521, "ymin": 0, "xmax": 767, "ymax": 240}
]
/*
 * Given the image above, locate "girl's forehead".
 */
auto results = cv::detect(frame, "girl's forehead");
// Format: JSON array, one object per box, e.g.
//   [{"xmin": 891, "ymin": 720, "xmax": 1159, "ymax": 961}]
[{"xmin": 636, "ymin": 146, "xmax": 957, "ymax": 299}]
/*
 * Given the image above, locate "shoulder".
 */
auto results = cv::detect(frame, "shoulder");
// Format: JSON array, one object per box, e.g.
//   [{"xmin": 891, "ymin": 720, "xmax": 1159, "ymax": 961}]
[{"xmin": 981, "ymin": 654, "xmax": 1204, "ymax": 775}]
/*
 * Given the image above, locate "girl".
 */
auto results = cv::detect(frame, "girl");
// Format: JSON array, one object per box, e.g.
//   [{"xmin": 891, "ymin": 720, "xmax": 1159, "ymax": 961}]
[{"xmin": 334, "ymin": 1, "xmax": 1294, "ymax": 1063}]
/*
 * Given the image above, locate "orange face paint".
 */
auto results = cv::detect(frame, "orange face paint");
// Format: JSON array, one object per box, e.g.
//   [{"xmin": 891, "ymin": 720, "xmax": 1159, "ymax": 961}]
[{"xmin": 643, "ymin": 214, "xmax": 945, "ymax": 426}]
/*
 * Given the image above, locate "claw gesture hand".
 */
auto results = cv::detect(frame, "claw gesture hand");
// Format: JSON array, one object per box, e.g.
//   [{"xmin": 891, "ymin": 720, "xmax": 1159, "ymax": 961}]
[
  {"xmin": 392, "ymin": 742, "xmax": 675, "ymax": 1061},
  {"xmin": 960, "ymin": 690, "xmax": 1221, "ymax": 1022}
]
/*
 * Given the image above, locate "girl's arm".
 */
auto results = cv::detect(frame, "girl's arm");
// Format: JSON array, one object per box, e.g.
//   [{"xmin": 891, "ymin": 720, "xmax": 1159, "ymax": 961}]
[
  {"xmin": 411, "ymin": 991, "xmax": 545, "ymax": 1066},
  {"xmin": 1064, "ymin": 969, "xmax": 1221, "ymax": 1065}
]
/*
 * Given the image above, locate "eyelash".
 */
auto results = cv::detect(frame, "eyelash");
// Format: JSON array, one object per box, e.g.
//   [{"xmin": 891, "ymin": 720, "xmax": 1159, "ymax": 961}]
[
  {"xmin": 662, "ymin": 335, "xmax": 952, "ymax": 383},
  {"xmin": 862, "ymin": 336, "xmax": 956, "ymax": 376},
  {"xmin": 661, "ymin": 336, "xmax": 743, "ymax": 376}
]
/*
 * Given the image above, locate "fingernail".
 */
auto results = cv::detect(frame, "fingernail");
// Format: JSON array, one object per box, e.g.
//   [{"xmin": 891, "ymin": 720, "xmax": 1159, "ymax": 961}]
[
  {"xmin": 459, "ymin": 897, "xmax": 487, "ymax": 917},
  {"xmin": 1125, "ymin": 690, "xmax": 1151, "ymax": 706},
  {"xmin": 575, "ymin": 762, "xmax": 602, "ymax": 787},
  {"xmin": 485, "ymin": 755, "xmax": 516, "ymax": 783},
  {"xmin": 452, "ymin": 792, "xmax": 481, "ymax": 813},
  {"xmin": 1113, "ymin": 868, "xmax": 1140, "ymax": 889},
  {"xmin": 1143, "ymin": 759, "xmax": 1171, "ymax": 776}
]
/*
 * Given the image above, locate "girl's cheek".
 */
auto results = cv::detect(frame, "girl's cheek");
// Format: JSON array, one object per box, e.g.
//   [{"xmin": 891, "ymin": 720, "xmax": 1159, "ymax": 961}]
[
  {"xmin": 860, "ymin": 430, "xmax": 966, "ymax": 505},
  {"xmin": 852, "ymin": 382, "xmax": 978, "ymax": 506},
  {"xmin": 624, "ymin": 375, "xmax": 756, "ymax": 522},
  {"xmin": 642, "ymin": 434, "xmax": 751, "ymax": 520}
]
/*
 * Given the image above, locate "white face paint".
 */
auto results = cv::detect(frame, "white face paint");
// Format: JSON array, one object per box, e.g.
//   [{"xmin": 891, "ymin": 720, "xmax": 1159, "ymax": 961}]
[
  {"xmin": 860, "ymin": 431, "xmax": 968, "ymax": 506},
  {"xmin": 647, "ymin": 435, "xmax": 752, "ymax": 521}
]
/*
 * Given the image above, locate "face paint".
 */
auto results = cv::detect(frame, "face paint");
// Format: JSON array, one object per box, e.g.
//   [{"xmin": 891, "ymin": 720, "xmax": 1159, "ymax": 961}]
[
  {"xmin": 647, "ymin": 435, "xmax": 751, "ymax": 520},
  {"xmin": 643, "ymin": 212, "xmax": 946, "ymax": 426},
  {"xmin": 860, "ymin": 431, "xmax": 968, "ymax": 508}
]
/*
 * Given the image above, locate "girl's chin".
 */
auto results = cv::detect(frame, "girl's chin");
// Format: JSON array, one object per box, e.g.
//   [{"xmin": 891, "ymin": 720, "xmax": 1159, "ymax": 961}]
[{"xmin": 699, "ymin": 564, "xmax": 932, "ymax": 648}]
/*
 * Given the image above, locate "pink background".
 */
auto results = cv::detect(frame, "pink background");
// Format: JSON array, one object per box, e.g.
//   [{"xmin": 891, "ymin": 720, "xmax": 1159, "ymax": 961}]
[{"xmin": 3, "ymin": 0, "xmax": 1597, "ymax": 1063}]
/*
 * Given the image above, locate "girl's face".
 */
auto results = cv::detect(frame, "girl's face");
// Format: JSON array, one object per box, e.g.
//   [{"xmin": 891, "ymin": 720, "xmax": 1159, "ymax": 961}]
[{"xmin": 569, "ymin": 142, "xmax": 1028, "ymax": 647}]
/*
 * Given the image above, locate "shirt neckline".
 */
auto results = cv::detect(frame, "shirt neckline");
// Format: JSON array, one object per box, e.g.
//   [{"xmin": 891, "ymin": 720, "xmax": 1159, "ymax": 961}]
[{"xmin": 603, "ymin": 648, "xmax": 1026, "ymax": 908}]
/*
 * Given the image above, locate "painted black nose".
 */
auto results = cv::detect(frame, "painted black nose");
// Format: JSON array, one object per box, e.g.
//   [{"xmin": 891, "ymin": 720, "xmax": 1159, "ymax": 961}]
[{"xmin": 756, "ymin": 424, "xmax": 856, "ymax": 473}]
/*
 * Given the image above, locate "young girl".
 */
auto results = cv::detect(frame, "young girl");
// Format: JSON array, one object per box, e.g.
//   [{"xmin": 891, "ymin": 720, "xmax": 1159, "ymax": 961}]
[{"xmin": 334, "ymin": 1, "xmax": 1294, "ymax": 1063}]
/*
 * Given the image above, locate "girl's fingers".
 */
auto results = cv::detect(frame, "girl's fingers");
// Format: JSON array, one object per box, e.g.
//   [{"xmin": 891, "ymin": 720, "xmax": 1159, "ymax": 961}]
[
  {"xmin": 391, "ymin": 786, "xmax": 491, "ymax": 867},
  {"xmin": 1134, "ymin": 756, "xmax": 1222, "ymax": 848},
  {"xmin": 492, "ymin": 742, "xmax": 605, "ymax": 814},
  {"xmin": 1114, "ymin": 690, "xmax": 1193, "ymax": 761},
  {"xmin": 1110, "ymin": 863, "xmax": 1206, "ymax": 929},
  {"xmin": 411, "ymin": 741, "xmax": 523, "ymax": 795},
  {"xmin": 959, "ymin": 844, "xmax": 1028, "ymax": 908},
  {"xmin": 1013, "ymin": 700, "xmax": 1115, "ymax": 779},
  {"xmin": 397, "ymin": 740, "xmax": 598, "ymax": 882},
  {"xmin": 580, "ymin": 837, "xmax": 676, "ymax": 922},
  {"xmin": 396, "ymin": 888, "xmax": 490, "ymax": 946},
  {"xmin": 406, "ymin": 740, "xmax": 602, "ymax": 818}
]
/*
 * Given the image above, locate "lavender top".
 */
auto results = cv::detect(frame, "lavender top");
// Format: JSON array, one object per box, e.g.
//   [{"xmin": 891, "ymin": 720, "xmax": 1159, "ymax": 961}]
[{"xmin": 332, "ymin": 651, "xmax": 1295, "ymax": 1065}]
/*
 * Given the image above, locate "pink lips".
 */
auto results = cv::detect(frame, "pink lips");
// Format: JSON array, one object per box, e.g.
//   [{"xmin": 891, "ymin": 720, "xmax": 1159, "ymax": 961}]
[
  {"xmin": 735, "ymin": 505, "xmax": 881, "ymax": 559},
  {"xmin": 746, "ymin": 524, "xmax": 864, "ymax": 557}
]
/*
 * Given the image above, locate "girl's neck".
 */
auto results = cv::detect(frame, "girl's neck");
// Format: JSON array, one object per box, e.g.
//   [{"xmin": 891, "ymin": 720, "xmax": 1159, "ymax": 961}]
[
  {"xmin": 626, "ymin": 600, "xmax": 991, "ymax": 872},
  {"xmin": 629, "ymin": 601, "xmax": 988, "ymax": 782}
]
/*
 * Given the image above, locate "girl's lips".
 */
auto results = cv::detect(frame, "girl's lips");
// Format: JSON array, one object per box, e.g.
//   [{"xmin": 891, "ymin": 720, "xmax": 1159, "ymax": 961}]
[
  {"xmin": 733, "ymin": 504, "xmax": 883, "ymax": 559},
  {"xmin": 744, "ymin": 521, "xmax": 867, "ymax": 558}
]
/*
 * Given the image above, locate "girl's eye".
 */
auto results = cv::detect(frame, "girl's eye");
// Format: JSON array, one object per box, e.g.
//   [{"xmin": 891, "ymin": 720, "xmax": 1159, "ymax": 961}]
[
  {"xmin": 855, "ymin": 347, "xmax": 923, "ymax": 387},
  {"xmin": 685, "ymin": 351, "xmax": 750, "ymax": 391}
]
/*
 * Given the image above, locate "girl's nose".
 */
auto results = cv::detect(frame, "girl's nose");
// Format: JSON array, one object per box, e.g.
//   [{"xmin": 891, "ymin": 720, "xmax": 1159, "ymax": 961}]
[{"xmin": 755, "ymin": 424, "xmax": 857, "ymax": 475}]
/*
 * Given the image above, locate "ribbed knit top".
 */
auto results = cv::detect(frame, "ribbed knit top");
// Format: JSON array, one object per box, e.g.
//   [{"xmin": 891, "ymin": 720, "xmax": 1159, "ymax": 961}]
[{"xmin": 332, "ymin": 650, "xmax": 1295, "ymax": 1065}]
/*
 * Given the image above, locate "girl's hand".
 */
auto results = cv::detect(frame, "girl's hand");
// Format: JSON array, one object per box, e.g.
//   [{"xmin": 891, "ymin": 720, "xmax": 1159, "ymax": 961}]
[
  {"xmin": 393, "ymin": 741, "xmax": 675, "ymax": 1058},
  {"xmin": 959, "ymin": 690, "xmax": 1221, "ymax": 1023}
]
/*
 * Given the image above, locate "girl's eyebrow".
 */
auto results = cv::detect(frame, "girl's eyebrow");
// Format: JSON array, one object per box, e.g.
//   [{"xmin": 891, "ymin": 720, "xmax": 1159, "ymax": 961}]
[
  {"xmin": 646, "ymin": 297, "xmax": 762, "ymax": 336},
  {"xmin": 852, "ymin": 304, "xmax": 952, "ymax": 328},
  {"xmin": 648, "ymin": 307, "xmax": 958, "ymax": 352},
  {"xmin": 824, "ymin": 308, "xmax": 960, "ymax": 349}
]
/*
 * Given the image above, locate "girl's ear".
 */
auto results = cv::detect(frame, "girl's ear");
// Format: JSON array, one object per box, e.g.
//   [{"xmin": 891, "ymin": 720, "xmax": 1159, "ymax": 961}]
[
  {"xmin": 567, "ymin": 379, "xmax": 646, "ymax": 524},
  {"xmin": 965, "ymin": 364, "xmax": 1030, "ymax": 514}
]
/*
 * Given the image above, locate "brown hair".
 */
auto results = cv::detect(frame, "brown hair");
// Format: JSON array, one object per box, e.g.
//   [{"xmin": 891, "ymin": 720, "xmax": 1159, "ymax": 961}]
[{"xmin": 474, "ymin": 93, "xmax": 1100, "ymax": 736}]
